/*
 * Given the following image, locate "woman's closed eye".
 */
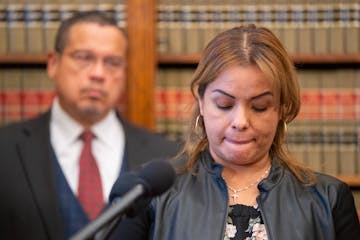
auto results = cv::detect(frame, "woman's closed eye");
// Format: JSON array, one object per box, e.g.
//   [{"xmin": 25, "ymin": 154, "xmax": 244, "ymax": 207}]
[
  {"xmin": 215, "ymin": 99, "xmax": 234, "ymax": 110},
  {"xmin": 252, "ymin": 105, "xmax": 268, "ymax": 112}
]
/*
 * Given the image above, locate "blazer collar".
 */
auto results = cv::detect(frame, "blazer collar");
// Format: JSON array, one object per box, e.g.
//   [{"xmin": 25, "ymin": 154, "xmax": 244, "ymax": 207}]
[
  {"xmin": 18, "ymin": 112, "xmax": 64, "ymax": 240},
  {"xmin": 199, "ymin": 150, "xmax": 284, "ymax": 193}
]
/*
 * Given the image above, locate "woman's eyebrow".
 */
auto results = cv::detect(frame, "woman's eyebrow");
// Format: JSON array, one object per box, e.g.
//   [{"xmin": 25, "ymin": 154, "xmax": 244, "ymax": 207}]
[
  {"xmin": 251, "ymin": 91, "xmax": 274, "ymax": 100},
  {"xmin": 212, "ymin": 89, "xmax": 273, "ymax": 100},
  {"xmin": 211, "ymin": 89, "xmax": 235, "ymax": 99}
]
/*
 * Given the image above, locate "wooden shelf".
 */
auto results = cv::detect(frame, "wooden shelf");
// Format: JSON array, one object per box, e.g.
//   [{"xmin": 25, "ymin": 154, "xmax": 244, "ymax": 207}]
[
  {"xmin": 158, "ymin": 53, "xmax": 202, "ymax": 65},
  {"xmin": 158, "ymin": 53, "xmax": 360, "ymax": 65},
  {"xmin": 0, "ymin": 53, "xmax": 48, "ymax": 64},
  {"xmin": 293, "ymin": 54, "xmax": 360, "ymax": 64},
  {"xmin": 337, "ymin": 175, "xmax": 360, "ymax": 188},
  {"xmin": 1, "ymin": 53, "xmax": 360, "ymax": 65}
]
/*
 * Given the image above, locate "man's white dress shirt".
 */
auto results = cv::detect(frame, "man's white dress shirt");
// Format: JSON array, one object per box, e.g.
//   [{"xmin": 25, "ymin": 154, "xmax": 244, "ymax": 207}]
[{"xmin": 50, "ymin": 98, "xmax": 125, "ymax": 202}]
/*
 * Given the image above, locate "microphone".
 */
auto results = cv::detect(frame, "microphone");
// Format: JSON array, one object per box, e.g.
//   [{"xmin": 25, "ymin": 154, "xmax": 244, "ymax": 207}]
[
  {"xmin": 109, "ymin": 172, "xmax": 148, "ymax": 217},
  {"xmin": 69, "ymin": 160, "xmax": 176, "ymax": 240},
  {"xmin": 109, "ymin": 160, "xmax": 175, "ymax": 217},
  {"xmin": 110, "ymin": 159, "xmax": 176, "ymax": 200}
]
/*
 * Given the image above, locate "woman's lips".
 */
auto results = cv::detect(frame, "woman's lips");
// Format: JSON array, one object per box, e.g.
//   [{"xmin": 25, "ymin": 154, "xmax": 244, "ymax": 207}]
[{"xmin": 225, "ymin": 137, "xmax": 253, "ymax": 144}]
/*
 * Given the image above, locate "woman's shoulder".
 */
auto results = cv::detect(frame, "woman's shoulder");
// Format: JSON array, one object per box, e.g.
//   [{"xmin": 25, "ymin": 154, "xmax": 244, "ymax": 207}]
[
  {"xmin": 305, "ymin": 172, "xmax": 354, "ymax": 202},
  {"xmin": 314, "ymin": 172, "xmax": 349, "ymax": 189},
  {"xmin": 279, "ymin": 165, "xmax": 350, "ymax": 195}
]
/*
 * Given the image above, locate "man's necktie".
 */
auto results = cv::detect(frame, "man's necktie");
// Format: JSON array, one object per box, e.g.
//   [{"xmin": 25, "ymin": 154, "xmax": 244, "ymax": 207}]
[{"xmin": 78, "ymin": 130, "xmax": 104, "ymax": 220}]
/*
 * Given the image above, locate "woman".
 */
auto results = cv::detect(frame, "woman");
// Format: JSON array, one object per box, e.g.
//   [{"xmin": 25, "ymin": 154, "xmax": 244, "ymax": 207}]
[{"xmin": 112, "ymin": 24, "xmax": 360, "ymax": 240}]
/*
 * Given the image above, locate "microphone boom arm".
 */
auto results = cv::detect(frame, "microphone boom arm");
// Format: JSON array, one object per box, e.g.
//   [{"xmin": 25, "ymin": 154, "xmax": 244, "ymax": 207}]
[{"xmin": 70, "ymin": 184, "xmax": 144, "ymax": 240}]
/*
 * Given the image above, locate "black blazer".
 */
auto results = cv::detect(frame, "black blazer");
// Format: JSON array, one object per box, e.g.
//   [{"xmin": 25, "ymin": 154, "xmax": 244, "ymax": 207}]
[{"xmin": 0, "ymin": 111, "xmax": 179, "ymax": 240}]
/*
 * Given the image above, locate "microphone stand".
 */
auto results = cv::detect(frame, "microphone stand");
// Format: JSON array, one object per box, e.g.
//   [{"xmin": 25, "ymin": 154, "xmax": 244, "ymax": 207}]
[
  {"xmin": 94, "ymin": 215, "xmax": 122, "ymax": 240},
  {"xmin": 70, "ymin": 185, "xmax": 144, "ymax": 240}
]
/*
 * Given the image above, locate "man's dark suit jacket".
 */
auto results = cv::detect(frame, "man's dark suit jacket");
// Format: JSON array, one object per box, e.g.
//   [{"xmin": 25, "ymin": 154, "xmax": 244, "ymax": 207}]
[{"xmin": 0, "ymin": 111, "xmax": 179, "ymax": 240}]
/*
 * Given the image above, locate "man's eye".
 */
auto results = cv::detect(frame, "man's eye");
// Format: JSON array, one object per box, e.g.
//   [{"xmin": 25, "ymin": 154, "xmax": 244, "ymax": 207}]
[
  {"xmin": 105, "ymin": 58, "xmax": 124, "ymax": 67},
  {"xmin": 78, "ymin": 54, "xmax": 92, "ymax": 61},
  {"xmin": 71, "ymin": 52, "xmax": 93, "ymax": 62}
]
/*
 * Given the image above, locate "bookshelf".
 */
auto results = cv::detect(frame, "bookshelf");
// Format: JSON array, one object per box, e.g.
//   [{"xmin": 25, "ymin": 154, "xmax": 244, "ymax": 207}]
[
  {"xmin": 4, "ymin": 53, "xmax": 360, "ymax": 66},
  {"xmin": 157, "ymin": 54, "xmax": 360, "ymax": 65},
  {"xmin": 0, "ymin": 0, "xmax": 157, "ymax": 130},
  {"xmin": 1, "ymin": 1, "xmax": 360, "ymax": 189}
]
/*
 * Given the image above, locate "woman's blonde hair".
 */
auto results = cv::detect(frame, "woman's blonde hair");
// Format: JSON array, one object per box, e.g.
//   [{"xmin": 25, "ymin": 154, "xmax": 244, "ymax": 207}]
[{"xmin": 179, "ymin": 24, "xmax": 315, "ymax": 184}]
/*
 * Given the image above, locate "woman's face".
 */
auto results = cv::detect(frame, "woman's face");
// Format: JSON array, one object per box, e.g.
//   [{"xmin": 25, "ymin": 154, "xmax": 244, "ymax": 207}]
[{"xmin": 198, "ymin": 65, "xmax": 280, "ymax": 168}]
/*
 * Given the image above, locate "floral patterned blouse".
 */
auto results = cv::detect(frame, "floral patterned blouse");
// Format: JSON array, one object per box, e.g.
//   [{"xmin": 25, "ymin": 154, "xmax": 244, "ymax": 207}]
[{"xmin": 224, "ymin": 204, "xmax": 268, "ymax": 240}]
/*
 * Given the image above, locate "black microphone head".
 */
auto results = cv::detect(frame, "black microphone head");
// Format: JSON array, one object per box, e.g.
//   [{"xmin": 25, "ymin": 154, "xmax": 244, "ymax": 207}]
[
  {"xmin": 108, "ymin": 160, "xmax": 175, "ymax": 218},
  {"xmin": 138, "ymin": 160, "xmax": 176, "ymax": 197},
  {"xmin": 109, "ymin": 172, "xmax": 140, "ymax": 203},
  {"xmin": 109, "ymin": 160, "xmax": 176, "ymax": 202},
  {"xmin": 109, "ymin": 171, "xmax": 152, "ymax": 217}
]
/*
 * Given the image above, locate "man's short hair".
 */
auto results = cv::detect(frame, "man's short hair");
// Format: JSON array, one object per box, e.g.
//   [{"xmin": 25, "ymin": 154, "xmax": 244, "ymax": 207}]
[{"xmin": 54, "ymin": 11, "xmax": 125, "ymax": 53}]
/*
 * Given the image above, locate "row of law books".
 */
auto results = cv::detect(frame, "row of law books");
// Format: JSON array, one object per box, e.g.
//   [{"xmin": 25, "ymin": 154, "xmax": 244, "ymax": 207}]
[
  {"xmin": 0, "ymin": 0, "xmax": 126, "ymax": 53},
  {"xmin": 157, "ymin": 0, "xmax": 360, "ymax": 55},
  {"xmin": 155, "ymin": 67, "xmax": 195, "ymax": 141},
  {"xmin": 287, "ymin": 120, "xmax": 360, "ymax": 176},
  {"xmin": 155, "ymin": 68, "xmax": 360, "ymax": 140},
  {"xmin": 155, "ymin": 67, "xmax": 360, "ymax": 176},
  {"xmin": 297, "ymin": 68, "xmax": 360, "ymax": 122},
  {"xmin": 0, "ymin": 68, "xmax": 55, "ymax": 126},
  {"xmin": 0, "ymin": 67, "xmax": 128, "ymax": 127},
  {"xmin": 2, "ymin": 1, "xmax": 359, "ymax": 55},
  {"xmin": 291, "ymin": 68, "xmax": 360, "ymax": 176}
]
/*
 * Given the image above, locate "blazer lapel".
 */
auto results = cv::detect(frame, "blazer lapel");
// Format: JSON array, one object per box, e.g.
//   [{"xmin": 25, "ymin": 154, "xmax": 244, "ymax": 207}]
[
  {"xmin": 122, "ymin": 120, "xmax": 147, "ymax": 170},
  {"xmin": 17, "ymin": 113, "xmax": 64, "ymax": 240}
]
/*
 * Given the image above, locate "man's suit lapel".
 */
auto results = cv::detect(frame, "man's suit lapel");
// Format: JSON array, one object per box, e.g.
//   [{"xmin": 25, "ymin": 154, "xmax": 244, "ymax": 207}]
[
  {"xmin": 122, "ymin": 120, "xmax": 148, "ymax": 171},
  {"xmin": 17, "ymin": 112, "xmax": 64, "ymax": 240}
]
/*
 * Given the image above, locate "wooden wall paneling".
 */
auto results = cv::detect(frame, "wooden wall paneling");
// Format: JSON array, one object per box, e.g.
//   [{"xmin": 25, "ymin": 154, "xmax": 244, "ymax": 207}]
[{"xmin": 126, "ymin": 0, "xmax": 157, "ymax": 130}]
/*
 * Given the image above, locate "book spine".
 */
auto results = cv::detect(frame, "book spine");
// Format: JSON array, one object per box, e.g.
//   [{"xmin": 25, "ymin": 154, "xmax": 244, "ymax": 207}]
[
  {"xmin": 199, "ymin": 4, "xmax": 217, "ymax": 51},
  {"xmin": 3, "ymin": 68, "xmax": 22, "ymax": 125},
  {"xmin": 157, "ymin": 3, "xmax": 169, "ymax": 53},
  {"xmin": 355, "ymin": 69, "xmax": 360, "ymax": 174},
  {"xmin": 178, "ymin": 68, "xmax": 194, "ymax": 141},
  {"xmin": 166, "ymin": 68, "xmax": 182, "ymax": 141},
  {"xmin": 21, "ymin": 69, "xmax": 42, "ymax": 119},
  {"xmin": 97, "ymin": 3, "xmax": 116, "ymax": 20},
  {"xmin": 259, "ymin": 3, "xmax": 282, "ymax": 42},
  {"xmin": 114, "ymin": 3, "xmax": 126, "ymax": 29},
  {"xmin": 59, "ymin": 3, "xmax": 75, "ymax": 23},
  {"xmin": 0, "ymin": 3, "xmax": 7, "ymax": 53},
  {"xmin": 182, "ymin": 4, "xmax": 201, "ymax": 54},
  {"xmin": 321, "ymin": 127, "xmax": 339, "ymax": 176},
  {"xmin": 277, "ymin": 3, "xmax": 297, "ymax": 54},
  {"xmin": 39, "ymin": 70, "xmax": 55, "ymax": 112},
  {"xmin": 7, "ymin": 3, "xmax": 26, "ymax": 53},
  {"xmin": 167, "ymin": 3, "xmax": 184, "ymax": 54},
  {"xmin": 43, "ymin": 4, "xmax": 60, "ymax": 52},
  {"xmin": 303, "ymin": 126, "xmax": 323, "ymax": 172},
  {"xmin": 328, "ymin": 2, "xmax": 344, "ymax": 54},
  {"xmin": 155, "ymin": 69, "xmax": 168, "ymax": 136},
  {"xmin": 345, "ymin": 2, "xmax": 360, "ymax": 53},
  {"xmin": 287, "ymin": 121, "xmax": 307, "ymax": 166},
  {"xmin": 297, "ymin": 2, "xmax": 312, "ymax": 54},
  {"xmin": 337, "ymin": 69, "xmax": 358, "ymax": 175},
  {"xmin": 312, "ymin": 3, "xmax": 329, "ymax": 54},
  {"xmin": 25, "ymin": 4, "xmax": 44, "ymax": 53}
]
